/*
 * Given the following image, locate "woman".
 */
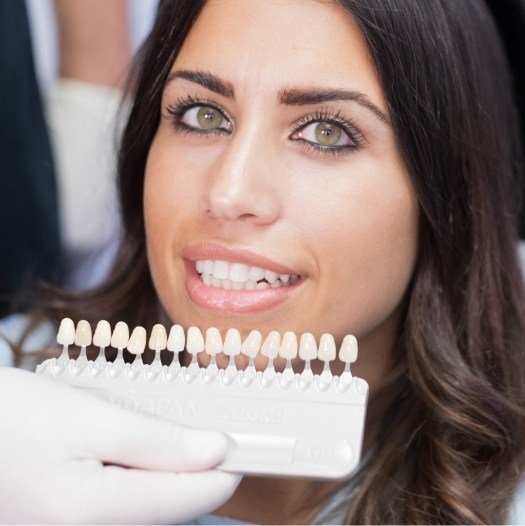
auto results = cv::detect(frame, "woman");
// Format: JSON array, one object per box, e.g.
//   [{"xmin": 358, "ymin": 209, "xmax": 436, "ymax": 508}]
[{"xmin": 1, "ymin": 0, "xmax": 524, "ymax": 523}]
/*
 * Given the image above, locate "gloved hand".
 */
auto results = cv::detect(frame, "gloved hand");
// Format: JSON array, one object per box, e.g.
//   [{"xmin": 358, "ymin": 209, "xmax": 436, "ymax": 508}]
[{"xmin": 0, "ymin": 367, "xmax": 241, "ymax": 524}]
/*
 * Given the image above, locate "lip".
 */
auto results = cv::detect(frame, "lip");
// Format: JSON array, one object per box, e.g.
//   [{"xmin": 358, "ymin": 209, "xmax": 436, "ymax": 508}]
[{"xmin": 183, "ymin": 258, "xmax": 305, "ymax": 314}]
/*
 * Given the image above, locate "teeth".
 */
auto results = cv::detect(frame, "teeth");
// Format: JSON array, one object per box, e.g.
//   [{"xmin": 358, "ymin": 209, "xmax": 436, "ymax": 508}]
[
  {"xmin": 256, "ymin": 282, "xmax": 270, "ymax": 290},
  {"xmin": 241, "ymin": 330, "xmax": 262, "ymax": 358},
  {"xmin": 299, "ymin": 333, "xmax": 317, "ymax": 361},
  {"xmin": 264, "ymin": 270, "xmax": 279, "ymax": 284},
  {"xmin": 74, "ymin": 320, "xmax": 92, "ymax": 347},
  {"xmin": 318, "ymin": 333, "xmax": 336, "ymax": 361},
  {"xmin": 223, "ymin": 328, "xmax": 242, "ymax": 356},
  {"xmin": 279, "ymin": 331, "xmax": 298, "ymax": 360},
  {"xmin": 261, "ymin": 331, "xmax": 281, "ymax": 359},
  {"xmin": 211, "ymin": 277, "xmax": 222, "ymax": 287},
  {"xmin": 93, "ymin": 320, "xmax": 111, "ymax": 347},
  {"xmin": 57, "ymin": 318, "xmax": 75, "ymax": 346},
  {"xmin": 111, "ymin": 321, "xmax": 130, "ymax": 349},
  {"xmin": 167, "ymin": 325, "xmax": 185, "ymax": 353},
  {"xmin": 212, "ymin": 260, "xmax": 229, "ymax": 279},
  {"xmin": 127, "ymin": 326, "xmax": 146, "ymax": 355},
  {"xmin": 205, "ymin": 327, "xmax": 223, "ymax": 356},
  {"xmin": 279, "ymin": 274, "xmax": 290, "ymax": 283},
  {"xmin": 339, "ymin": 334, "xmax": 358, "ymax": 363},
  {"xmin": 229, "ymin": 262, "xmax": 250, "ymax": 281},
  {"xmin": 149, "ymin": 324, "xmax": 167, "ymax": 351},
  {"xmin": 186, "ymin": 326, "xmax": 204, "ymax": 355},
  {"xmin": 248, "ymin": 266, "xmax": 266, "ymax": 281}
]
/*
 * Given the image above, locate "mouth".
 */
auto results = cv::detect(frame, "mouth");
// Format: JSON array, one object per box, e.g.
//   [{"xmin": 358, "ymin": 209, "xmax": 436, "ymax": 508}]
[{"xmin": 184, "ymin": 258, "xmax": 306, "ymax": 314}]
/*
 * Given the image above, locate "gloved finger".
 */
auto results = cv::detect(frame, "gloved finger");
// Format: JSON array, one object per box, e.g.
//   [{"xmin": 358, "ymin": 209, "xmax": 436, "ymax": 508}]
[
  {"xmin": 85, "ymin": 465, "xmax": 241, "ymax": 524},
  {"xmin": 80, "ymin": 399, "xmax": 228, "ymax": 472}
]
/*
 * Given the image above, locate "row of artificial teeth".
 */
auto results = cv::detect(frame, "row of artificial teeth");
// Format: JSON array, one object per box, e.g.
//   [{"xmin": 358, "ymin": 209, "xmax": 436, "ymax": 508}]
[
  {"xmin": 56, "ymin": 319, "xmax": 358, "ymax": 365},
  {"xmin": 196, "ymin": 259, "xmax": 301, "ymax": 288}
]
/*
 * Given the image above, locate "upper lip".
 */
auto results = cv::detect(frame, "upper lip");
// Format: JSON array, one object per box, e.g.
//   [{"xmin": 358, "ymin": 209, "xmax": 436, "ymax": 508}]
[{"xmin": 183, "ymin": 242, "xmax": 303, "ymax": 276}]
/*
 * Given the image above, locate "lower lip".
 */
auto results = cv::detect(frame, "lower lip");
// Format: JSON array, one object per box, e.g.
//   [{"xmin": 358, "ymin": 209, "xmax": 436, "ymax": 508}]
[{"xmin": 184, "ymin": 259, "xmax": 305, "ymax": 314}]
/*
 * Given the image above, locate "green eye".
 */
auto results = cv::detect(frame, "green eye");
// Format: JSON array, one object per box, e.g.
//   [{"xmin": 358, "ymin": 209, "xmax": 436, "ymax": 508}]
[
  {"xmin": 196, "ymin": 106, "xmax": 223, "ymax": 129},
  {"xmin": 314, "ymin": 122, "xmax": 342, "ymax": 147}
]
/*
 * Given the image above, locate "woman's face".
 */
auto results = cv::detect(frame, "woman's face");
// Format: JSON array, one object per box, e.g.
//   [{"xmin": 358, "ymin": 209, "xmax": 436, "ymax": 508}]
[{"xmin": 144, "ymin": 0, "xmax": 419, "ymax": 384}]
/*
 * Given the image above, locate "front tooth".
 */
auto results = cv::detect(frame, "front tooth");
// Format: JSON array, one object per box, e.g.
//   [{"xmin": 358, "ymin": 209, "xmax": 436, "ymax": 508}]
[
  {"xmin": 111, "ymin": 321, "xmax": 130, "ymax": 349},
  {"xmin": 57, "ymin": 318, "xmax": 75, "ymax": 346},
  {"xmin": 221, "ymin": 278, "xmax": 233, "ymax": 290},
  {"xmin": 213, "ymin": 260, "xmax": 229, "ymax": 279},
  {"xmin": 261, "ymin": 331, "xmax": 281, "ymax": 359},
  {"xmin": 223, "ymin": 328, "xmax": 241, "ymax": 356},
  {"xmin": 241, "ymin": 330, "xmax": 262, "ymax": 358},
  {"xmin": 203, "ymin": 273, "xmax": 212, "ymax": 286},
  {"xmin": 167, "ymin": 325, "xmax": 185, "ymax": 353},
  {"xmin": 93, "ymin": 320, "xmax": 111, "ymax": 347},
  {"xmin": 203, "ymin": 260, "xmax": 214, "ymax": 273},
  {"xmin": 264, "ymin": 270, "xmax": 279, "ymax": 283},
  {"xmin": 279, "ymin": 274, "xmax": 290, "ymax": 283},
  {"xmin": 205, "ymin": 327, "xmax": 223, "ymax": 356},
  {"xmin": 211, "ymin": 277, "xmax": 221, "ymax": 287},
  {"xmin": 232, "ymin": 281, "xmax": 244, "ymax": 290},
  {"xmin": 127, "ymin": 326, "xmax": 146, "ymax": 355},
  {"xmin": 186, "ymin": 326, "xmax": 204, "ymax": 355},
  {"xmin": 75, "ymin": 320, "xmax": 92, "ymax": 347},
  {"xmin": 279, "ymin": 331, "xmax": 298, "ymax": 359},
  {"xmin": 229, "ymin": 262, "xmax": 250, "ymax": 281},
  {"xmin": 339, "ymin": 334, "xmax": 358, "ymax": 363},
  {"xmin": 149, "ymin": 324, "xmax": 167, "ymax": 351},
  {"xmin": 299, "ymin": 332, "xmax": 317, "ymax": 360},
  {"xmin": 318, "ymin": 333, "xmax": 336, "ymax": 361},
  {"xmin": 248, "ymin": 266, "xmax": 266, "ymax": 281}
]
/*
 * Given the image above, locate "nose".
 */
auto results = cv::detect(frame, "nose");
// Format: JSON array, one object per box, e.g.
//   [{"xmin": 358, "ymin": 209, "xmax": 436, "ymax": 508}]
[{"xmin": 198, "ymin": 123, "xmax": 281, "ymax": 225}]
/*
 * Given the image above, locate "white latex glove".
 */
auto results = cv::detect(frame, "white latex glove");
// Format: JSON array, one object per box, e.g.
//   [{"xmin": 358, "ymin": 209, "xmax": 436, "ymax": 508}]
[{"xmin": 0, "ymin": 367, "xmax": 241, "ymax": 524}]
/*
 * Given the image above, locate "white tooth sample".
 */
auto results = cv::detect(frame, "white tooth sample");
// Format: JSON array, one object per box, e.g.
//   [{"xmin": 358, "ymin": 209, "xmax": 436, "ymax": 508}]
[
  {"xmin": 318, "ymin": 333, "xmax": 336, "ymax": 361},
  {"xmin": 203, "ymin": 260, "xmax": 214, "ymax": 273},
  {"xmin": 111, "ymin": 321, "xmax": 130, "ymax": 349},
  {"xmin": 256, "ymin": 282, "xmax": 270, "ymax": 289},
  {"xmin": 205, "ymin": 327, "xmax": 223, "ymax": 356},
  {"xmin": 127, "ymin": 326, "xmax": 146, "ymax": 355},
  {"xmin": 186, "ymin": 326, "xmax": 204, "ymax": 355},
  {"xmin": 279, "ymin": 331, "xmax": 298, "ymax": 359},
  {"xmin": 223, "ymin": 329, "xmax": 242, "ymax": 356},
  {"xmin": 264, "ymin": 270, "xmax": 279, "ymax": 283},
  {"xmin": 229, "ymin": 262, "xmax": 250, "ymax": 282},
  {"xmin": 241, "ymin": 330, "xmax": 262, "ymax": 358},
  {"xmin": 93, "ymin": 320, "xmax": 111, "ymax": 348},
  {"xmin": 270, "ymin": 280, "xmax": 282, "ymax": 288},
  {"xmin": 57, "ymin": 318, "xmax": 75, "ymax": 346},
  {"xmin": 196, "ymin": 260, "xmax": 204, "ymax": 273},
  {"xmin": 248, "ymin": 266, "xmax": 266, "ymax": 281},
  {"xmin": 203, "ymin": 274, "xmax": 212, "ymax": 286},
  {"xmin": 212, "ymin": 260, "xmax": 229, "ymax": 279},
  {"xmin": 339, "ymin": 334, "xmax": 358, "ymax": 363},
  {"xmin": 245, "ymin": 280, "xmax": 257, "ymax": 290},
  {"xmin": 299, "ymin": 333, "xmax": 317, "ymax": 361},
  {"xmin": 167, "ymin": 324, "xmax": 185, "ymax": 353},
  {"xmin": 232, "ymin": 281, "xmax": 244, "ymax": 290},
  {"xmin": 74, "ymin": 320, "xmax": 92, "ymax": 347},
  {"xmin": 261, "ymin": 331, "xmax": 281, "ymax": 359},
  {"xmin": 149, "ymin": 324, "xmax": 167, "ymax": 351},
  {"xmin": 279, "ymin": 274, "xmax": 290, "ymax": 283},
  {"xmin": 221, "ymin": 278, "xmax": 233, "ymax": 290},
  {"xmin": 211, "ymin": 277, "xmax": 221, "ymax": 288}
]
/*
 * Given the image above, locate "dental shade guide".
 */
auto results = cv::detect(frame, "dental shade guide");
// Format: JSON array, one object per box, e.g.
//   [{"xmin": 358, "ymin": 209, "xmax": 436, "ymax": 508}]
[{"xmin": 36, "ymin": 318, "xmax": 368, "ymax": 480}]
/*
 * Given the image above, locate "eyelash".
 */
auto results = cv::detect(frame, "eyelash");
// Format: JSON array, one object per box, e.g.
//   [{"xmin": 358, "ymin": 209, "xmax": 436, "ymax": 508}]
[{"xmin": 164, "ymin": 95, "xmax": 364, "ymax": 157}]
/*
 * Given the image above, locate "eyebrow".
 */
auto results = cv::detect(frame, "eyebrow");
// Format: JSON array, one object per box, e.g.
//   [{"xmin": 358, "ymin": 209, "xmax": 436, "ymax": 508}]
[{"xmin": 166, "ymin": 69, "xmax": 391, "ymax": 125}]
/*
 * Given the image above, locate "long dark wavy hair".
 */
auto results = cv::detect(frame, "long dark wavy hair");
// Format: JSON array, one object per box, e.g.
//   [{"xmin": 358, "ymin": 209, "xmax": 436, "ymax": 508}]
[{"xmin": 33, "ymin": 0, "xmax": 525, "ymax": 523}]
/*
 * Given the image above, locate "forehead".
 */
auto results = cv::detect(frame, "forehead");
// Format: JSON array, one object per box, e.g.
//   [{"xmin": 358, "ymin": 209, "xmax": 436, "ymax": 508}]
[{"xmin": 172, "ymin": 0, "xmax": 384, "ymax": 105}]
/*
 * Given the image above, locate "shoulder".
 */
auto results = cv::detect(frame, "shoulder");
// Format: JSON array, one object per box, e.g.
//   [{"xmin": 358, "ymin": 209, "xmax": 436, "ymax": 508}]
[{"xmin": 0, "ymin": 313, "xmax": 55, "ymax": 370}]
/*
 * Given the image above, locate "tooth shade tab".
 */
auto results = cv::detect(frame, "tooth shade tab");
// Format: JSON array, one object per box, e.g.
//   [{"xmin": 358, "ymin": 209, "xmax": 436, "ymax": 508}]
[
  {"xmin": 111, "ymin": 321, "xmax": 130, "ymax": 349},
  {"xmin": 205, "ymin": 327, "xmax": 223, "ymax": 356},
  {"xmin": 186, "ymin": 326, "xmax": 204, "ymax": 355},
  {"xmin": 241, "ymin": 330, "xmax": 262, "ymax": 358},
  {"xmin": 74, "ymin": 320, "xmax": 92, "ymax": 347},
  {"xmin": 261, "ymin": 331, "xmax": 281, "ymax": 359},
  {"xmin": 279, "ymin": 332, "xmax": 298, "ymax": 360},
  {"xmin": 93, "ymin": 320, "xmax": 111, "ymax": 347},
  {"xmin": 339, "ymin": 334, "xmax": 358, "ymax": 363},
  {"xmin": 57, "ymin": 318, "xmax": 75, "ymax": 346},
  {"xmin": 127, "ymin": 327, "xmax": 146, "ymax": 355},
  {"xmin": 318, "ymin": 333, "xmax": 336, "ymax": 361},
  {"xmin": 299, "ymin": 333, "xmax": 317, "ymax": 361},
  {"xmin": 223, "ymin": 329, "xmax": 242, "ymax": 356},
  {"xmin": 167, "ymin": 325, "xmax": 185, "ymax": 353},
  {"xmin": 149, "ymin": 324, "xmax": 167, "ymax": 351}
]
